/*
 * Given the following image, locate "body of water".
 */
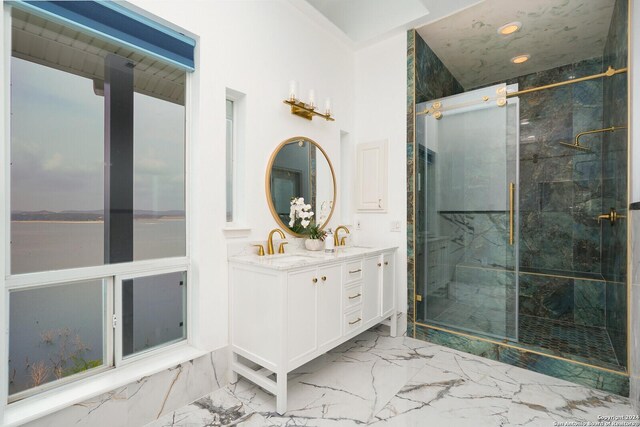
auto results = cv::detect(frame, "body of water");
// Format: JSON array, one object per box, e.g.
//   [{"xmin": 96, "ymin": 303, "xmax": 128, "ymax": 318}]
[
  {"xmin": 8, "ymin": 220, "xmax": 186, "ymax": 396},
  {"xmin": 11, "ymin": 219, "xmax": 185, "ymax": 274}
]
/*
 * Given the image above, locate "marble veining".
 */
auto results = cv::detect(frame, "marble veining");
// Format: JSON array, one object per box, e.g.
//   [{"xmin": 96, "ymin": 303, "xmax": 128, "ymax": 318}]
[
  {"xmin": 149, "ymin": 327, "xmax": 635, "ymax": 427},
  {"xmin": 415, "ymin": 0, "xmax": 616, "ymax": 89},
  {"xmin": 25, "ymin": 349, "xmax": 229, "ymax": 427},
  {"xmin": 228, "ymin": 245, "xmax": 397, "ymax": 271}
]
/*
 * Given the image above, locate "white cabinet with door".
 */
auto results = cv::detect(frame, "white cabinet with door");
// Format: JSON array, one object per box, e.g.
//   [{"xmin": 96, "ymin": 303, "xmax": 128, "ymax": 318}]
[
  {"xmin": 229, "ymin": 247, "xmax": 396, "ymax": 414},
  {"xmin": 287, "ymin": 263, "xmax": 342, "ymax": 367},
  {"xmin": 356, "ymin": 140, "xmax": 388, "ymax": 211}
]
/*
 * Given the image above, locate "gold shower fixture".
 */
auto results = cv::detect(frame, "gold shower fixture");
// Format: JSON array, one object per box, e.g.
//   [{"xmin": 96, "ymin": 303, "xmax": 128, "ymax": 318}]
[{"xmin": 558, "ymin": 126, "xmax": 627, "ymax": 152}]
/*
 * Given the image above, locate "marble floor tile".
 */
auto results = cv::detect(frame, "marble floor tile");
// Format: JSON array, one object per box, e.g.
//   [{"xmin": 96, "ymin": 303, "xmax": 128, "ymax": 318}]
[{"xmin": 148, "ymin": 327, "xmax": 637, "ymax": 427}]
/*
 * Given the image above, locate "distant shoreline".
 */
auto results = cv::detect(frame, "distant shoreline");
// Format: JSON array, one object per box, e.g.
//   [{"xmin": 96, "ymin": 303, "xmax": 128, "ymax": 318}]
[{"xmin": 12, "ymin": 218, "xmax": 185, "ymax": 224}]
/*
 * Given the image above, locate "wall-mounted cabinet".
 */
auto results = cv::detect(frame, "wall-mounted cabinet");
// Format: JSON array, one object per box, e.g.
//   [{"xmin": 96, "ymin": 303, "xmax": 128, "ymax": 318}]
[
  {"xmin": 356, "ymin": 140, "xmax": 388, "ymax": 211},
  {"xmin": 229, "ymin": 248, "xmax": 396, "ymax": 414}
]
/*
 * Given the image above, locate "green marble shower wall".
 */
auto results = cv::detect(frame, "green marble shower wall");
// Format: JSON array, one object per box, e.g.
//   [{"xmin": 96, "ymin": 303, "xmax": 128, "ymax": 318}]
[{"xmin": 406, "ymin": 0, "xmax": 630, "ymax": 392}]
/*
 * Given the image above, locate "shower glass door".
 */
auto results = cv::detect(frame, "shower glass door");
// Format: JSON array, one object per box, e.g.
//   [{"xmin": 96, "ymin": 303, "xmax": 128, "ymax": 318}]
[{"xmin": 416, "ymin": 83, "xmax": 519, "ymax": 341}]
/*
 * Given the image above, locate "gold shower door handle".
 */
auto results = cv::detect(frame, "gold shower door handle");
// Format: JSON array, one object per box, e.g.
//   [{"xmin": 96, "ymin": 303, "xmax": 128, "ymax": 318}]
[{"xmin": 509, "ymin": 182, "xmax": 515, "ymax": 245}]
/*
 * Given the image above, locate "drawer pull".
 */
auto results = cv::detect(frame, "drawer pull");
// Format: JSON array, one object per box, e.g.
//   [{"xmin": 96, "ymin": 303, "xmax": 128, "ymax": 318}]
[
  {"xmin": 384, "ymin": 261, "xmax": 389, "ymax": 266},
  {"xmin": 349, "ymin": 317, "xmax": 362, "ymax": 325},
  {"xmin": 348, "ymin": 269, "xmax": 362, "ymax": 274},
  {"xmin": 348, "ymin": 293, "xmax": 362, "ymax": 300},
  {"xmin": 321, "ymin": 276, "xmax": 327, "ymax": 281},
  {"xmin": 377, "ymin": 263, "xmax": 382, "ymax": 267},
  {"xmin": 312, "ymin": 278, "xmax": 318, "ymax": 283}
]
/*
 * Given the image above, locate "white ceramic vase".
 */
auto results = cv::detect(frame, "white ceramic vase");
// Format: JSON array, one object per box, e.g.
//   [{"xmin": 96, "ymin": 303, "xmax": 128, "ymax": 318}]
[{"xmin": 305, "ymin": 238, "xmax": 324, "ymax": 251}]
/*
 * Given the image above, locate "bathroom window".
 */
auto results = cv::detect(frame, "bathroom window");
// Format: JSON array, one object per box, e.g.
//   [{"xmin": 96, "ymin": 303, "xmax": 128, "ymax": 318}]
[
  {"xmin": 226, "ymin": 99, "xmax": 235, "ymax": 222},
  {"xmin": 223, "ymin": 88, "xmax": 248, "ymax": 234},
  {"xmin": 4, "ymin": 3, "xmax": 194, "ymax": 401}
]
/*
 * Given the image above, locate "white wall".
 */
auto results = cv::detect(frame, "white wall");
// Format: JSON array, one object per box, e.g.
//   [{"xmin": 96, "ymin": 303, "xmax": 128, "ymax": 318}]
[
  {"xmin": 128, "ymin": 0, "xmax": 356, "ymax": 352},
  {"xmin": 2, "ymin": 0, "xmax": 357, "ymax": 425},
  {"xmin": 353, "ymin": 33, "xmax": 408, "ymax": 325}
]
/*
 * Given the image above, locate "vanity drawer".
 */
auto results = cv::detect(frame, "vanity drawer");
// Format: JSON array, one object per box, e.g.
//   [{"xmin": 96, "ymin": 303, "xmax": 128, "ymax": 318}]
[
  {"xmin": 344, "ymin": 307, "xmax": 363, "ymax": 334},
  {"xmin": 344, "ymin": 283, "xmax": 362, "ymax": 310},
  {"xmin": 344, "ymin": 260, "xmax": 363, "ymax": 284}
]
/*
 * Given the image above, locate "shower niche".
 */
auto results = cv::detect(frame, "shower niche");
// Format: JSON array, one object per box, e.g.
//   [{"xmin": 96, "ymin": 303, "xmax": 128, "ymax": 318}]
[{"xmin": 409, "ymin": 0, "xmax": 629, "ymax": 395}]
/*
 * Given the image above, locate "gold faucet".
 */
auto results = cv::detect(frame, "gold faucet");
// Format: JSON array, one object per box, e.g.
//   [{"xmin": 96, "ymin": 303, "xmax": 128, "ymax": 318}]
[
  {"xmin": 334, "ymin": 225, "xmax": 350, "ymax": 247},
  {"xmin": 267, "ymin": 228, "xmax": 286, "ymax": 255}
]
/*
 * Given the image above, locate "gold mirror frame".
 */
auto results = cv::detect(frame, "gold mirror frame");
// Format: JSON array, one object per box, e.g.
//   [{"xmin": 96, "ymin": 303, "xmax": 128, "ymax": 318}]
[{"xmin": 265, "ymin": 136, "xmax": 337, "ymax": 237}]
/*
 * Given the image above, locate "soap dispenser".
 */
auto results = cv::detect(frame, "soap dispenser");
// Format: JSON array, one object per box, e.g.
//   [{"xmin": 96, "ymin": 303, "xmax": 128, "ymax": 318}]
[{"xmin": 324, "ymin": 228, "xmax": 335, "ymax": 253}]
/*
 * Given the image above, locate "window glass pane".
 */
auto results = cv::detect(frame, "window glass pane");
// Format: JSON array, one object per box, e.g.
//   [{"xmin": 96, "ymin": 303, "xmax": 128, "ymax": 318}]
[
  {"xmin": 10, "ymin": 56, "xmax": 104, "ymax": 275},
  {"xmin": 10, "ymin": 9, "xmax": 187, "ymax": 273},
  {"xmin": 133, "ymin": 93, "xmax": 186, "ymax": 261},
  {"xmin": 123, "ymin": 271, "xmax": 186, "ymax": 357},
  {"xmin": 9, "ymin": 280, "xmax": 106, "ymax": 396},
  {"xmin": 226, "ymin": 100, "xmax": 234, "ymax": 222}
]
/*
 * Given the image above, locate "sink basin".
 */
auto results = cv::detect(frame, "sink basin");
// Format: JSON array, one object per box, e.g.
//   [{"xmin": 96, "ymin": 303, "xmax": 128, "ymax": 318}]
[
  {"xmin": 266, "ymin": 254, "xmax": 317, "ymax": 266},
  {"xmin": 336, "ymin": 246, "xmax": 372, "ymax": 253}
]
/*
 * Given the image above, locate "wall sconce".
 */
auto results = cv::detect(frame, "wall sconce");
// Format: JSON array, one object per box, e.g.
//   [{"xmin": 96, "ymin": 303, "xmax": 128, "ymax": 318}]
[{"xmin": 284, "ymin": 80, "xmax": 335, "ymax": 121}]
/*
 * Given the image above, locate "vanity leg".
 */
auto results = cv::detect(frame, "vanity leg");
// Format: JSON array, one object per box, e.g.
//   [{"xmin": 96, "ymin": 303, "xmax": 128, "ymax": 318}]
[
  {"xmin": 390, "ymin": 310, "xmax": 398, "ymax": 338},
  {"xmin": 230, "ymin": 351, "xmax": 238, "ymax": 383},
  {"xmin": 276, "ymin": 370, "xmax": 287, "ymax": 415}
]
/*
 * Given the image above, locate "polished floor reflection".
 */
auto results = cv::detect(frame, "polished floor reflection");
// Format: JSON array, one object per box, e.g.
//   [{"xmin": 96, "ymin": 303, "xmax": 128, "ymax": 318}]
[{"xmin": 147, "ymin": 326, "xmax": 633, "ymax": 427}]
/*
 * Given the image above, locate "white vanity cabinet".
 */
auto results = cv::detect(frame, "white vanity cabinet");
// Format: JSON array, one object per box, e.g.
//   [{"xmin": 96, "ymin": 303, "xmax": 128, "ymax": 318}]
[
  {"xmin": 287, "ymin": 263, "xmax": 342, "ymax": 367},
  {"xmin": 229, "ymin": 247, "xmax": 396, "ymax": 414}
]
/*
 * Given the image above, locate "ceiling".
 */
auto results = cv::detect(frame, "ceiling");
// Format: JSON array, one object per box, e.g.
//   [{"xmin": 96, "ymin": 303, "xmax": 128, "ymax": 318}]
[
  {"xmin": 301, "ymin": 0, "xmax": 482, "ymax": 48},
  {"xmin": 416, "ymin": 0, "xmax": 616, "ymax": 89},
  {"xmin": 12, "ymin": 8, "xmax": 186, "ymax": 105}
]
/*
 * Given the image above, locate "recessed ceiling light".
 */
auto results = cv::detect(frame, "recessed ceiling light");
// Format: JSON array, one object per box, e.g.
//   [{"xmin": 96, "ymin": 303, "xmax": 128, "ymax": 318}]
[
  {"xmin": 511, "ymin": 54, "xmax": 530, "ymax": 64},
  {"xmin": 498, "ymin": 21, "xmax": 522, "ymax": 36}
]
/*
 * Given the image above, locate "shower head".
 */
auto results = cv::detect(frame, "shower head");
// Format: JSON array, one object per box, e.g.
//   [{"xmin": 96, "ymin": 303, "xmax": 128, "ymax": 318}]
[
  {"xmin": 556, "ymin": 126, "xmax": 626, "ymax": 153},
  {"xmin": 557, "ymin": 141, "xmax": 592, "ymax": 153}
]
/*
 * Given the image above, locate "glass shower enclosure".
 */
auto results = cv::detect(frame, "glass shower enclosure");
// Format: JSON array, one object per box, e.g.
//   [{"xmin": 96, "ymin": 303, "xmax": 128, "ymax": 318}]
[{"xmin": 415, "ymin": 83, "xmax": 520, "ymax": 341}]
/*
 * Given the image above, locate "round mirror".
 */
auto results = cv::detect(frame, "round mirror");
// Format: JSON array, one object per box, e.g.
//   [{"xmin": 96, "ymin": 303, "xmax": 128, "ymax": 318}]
[{"xmin": 266, "ymin": 137, "xmax": 336, "ymax": 237}]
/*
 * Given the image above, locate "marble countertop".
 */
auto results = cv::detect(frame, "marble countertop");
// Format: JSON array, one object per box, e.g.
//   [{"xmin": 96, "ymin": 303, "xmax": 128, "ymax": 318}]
[{"xmin": 228, "ymin": 246, "xmax": 397, "ymax": 271}]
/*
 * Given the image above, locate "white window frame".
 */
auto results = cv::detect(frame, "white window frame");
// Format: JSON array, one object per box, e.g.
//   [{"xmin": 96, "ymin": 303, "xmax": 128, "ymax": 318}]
[
  {"xmin": 114, "ymin": 266, "xmax": 191, "ymax": 367},
  {"xmin": 0, "ymin": 3, "xmax": 199, "ymax": 423},
  {"xmin": 6, "ymin": 277, "xmax": 115, "ymax": 404},
  {"xmin": 223, "ymin": 88, "xmax": 250, "ymax": 238},
  {"xmin": 225, "ymin": 98, "xmax": 236, "ymax": 223}
]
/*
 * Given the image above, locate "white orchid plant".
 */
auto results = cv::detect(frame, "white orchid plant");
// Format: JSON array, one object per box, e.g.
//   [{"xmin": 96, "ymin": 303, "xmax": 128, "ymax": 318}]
[{"xmin": 289, "ymin": 197, "xmax": 314, "ymax": 234}]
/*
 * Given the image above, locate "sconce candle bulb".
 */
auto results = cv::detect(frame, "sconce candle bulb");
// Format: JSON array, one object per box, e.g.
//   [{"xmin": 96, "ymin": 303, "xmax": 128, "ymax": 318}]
[
  {"xmin": 288, "ymin": 80, "xmax": 298, "ymax": 101},
  {"xmin": 324, "ymin": 97, "xmax": 331, "ymax": 115},
  {"xmin": 308, "ymin": 89, "xmax": 316, "ymax": 108}
]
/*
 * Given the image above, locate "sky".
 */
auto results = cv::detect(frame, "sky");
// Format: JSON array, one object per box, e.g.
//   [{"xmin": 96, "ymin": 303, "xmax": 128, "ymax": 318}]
[{"xmin": 10, "ymin": 57, "xmax": 185, "ymax": 213}]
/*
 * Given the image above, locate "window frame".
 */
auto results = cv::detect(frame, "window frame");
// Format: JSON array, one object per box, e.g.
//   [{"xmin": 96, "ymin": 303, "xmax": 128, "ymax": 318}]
[
  {"xmin": 6, "ymin": 277, "xmax": 114, "ymax": 403},
  {"xmin": 226, "ymin": 98, "xmax": 235, "ymax": 223},
  {"xmin": 114, "ymin": 266, "xmax": 190, "ymax": 367},
  {"xmin": 1, "ymin": 2, "xmax": 194, "ymax": 408},
  {"xmin": 222, "ymin": 88, "xmax": 250, "ymax": 237}
]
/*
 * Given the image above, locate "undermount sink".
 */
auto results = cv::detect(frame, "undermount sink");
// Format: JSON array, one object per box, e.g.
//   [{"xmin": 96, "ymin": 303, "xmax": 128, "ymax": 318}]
[
  {"xmin": 266, "ymin": 254, "xmax": 317, "ymax": 265},
  {"xmin": 336, "ymin": 245, "xmax": 373, "ymax": 252}
]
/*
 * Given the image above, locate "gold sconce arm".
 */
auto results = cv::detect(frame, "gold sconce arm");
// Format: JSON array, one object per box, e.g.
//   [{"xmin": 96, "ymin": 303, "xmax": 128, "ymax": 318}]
[{"xmin": 283, "ymin": 99, "xmax": 335, "ymax": 121}]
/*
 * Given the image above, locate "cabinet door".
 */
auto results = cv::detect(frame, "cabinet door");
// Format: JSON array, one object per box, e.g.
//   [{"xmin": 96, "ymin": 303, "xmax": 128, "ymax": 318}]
[
  {"xmin": 362, "ymin": 256, "xmax": 381, "ymax": 324},
  {"xmin": 316, "ymin": 264, "xmax": 343, "ymax": 349},
  {"xmin": 287, "ymin": 268, "xmax": 318, "ymax": 363},
  {"xmin": 381, "ymin": 252, "xmax": 395, "ymax": 316},
  {"xmin": 356, "ymin": 140, "xmax": 388, "ymax": 211}
]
